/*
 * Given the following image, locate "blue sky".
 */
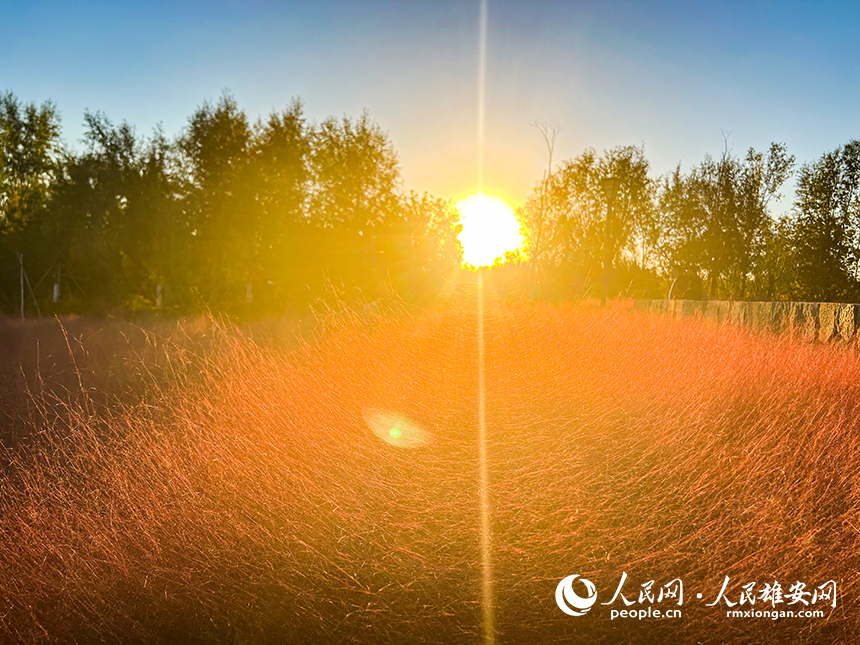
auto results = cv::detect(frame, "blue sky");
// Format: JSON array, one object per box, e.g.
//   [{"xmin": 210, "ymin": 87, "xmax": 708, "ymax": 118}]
[{"xmin": 3, "ymin": 0, "xmax": 859, "ymax": 208}]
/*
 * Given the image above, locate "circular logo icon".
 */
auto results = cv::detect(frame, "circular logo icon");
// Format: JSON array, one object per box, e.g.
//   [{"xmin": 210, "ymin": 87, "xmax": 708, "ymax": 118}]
[{"xmin": 556, "ymin": 575, "xmax": 598, "ymax": 616}]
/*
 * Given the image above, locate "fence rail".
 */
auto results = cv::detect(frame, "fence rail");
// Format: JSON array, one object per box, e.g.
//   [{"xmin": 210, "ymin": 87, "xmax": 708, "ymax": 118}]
[{"xmin": 633, "ymin": 299, "xmax": 860, "ymax": 343}]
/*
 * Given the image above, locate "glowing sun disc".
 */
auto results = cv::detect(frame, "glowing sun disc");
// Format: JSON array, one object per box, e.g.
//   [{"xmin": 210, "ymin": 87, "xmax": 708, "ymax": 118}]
[{"xmin": 456, "ymin": 192, "xmax": 524, "ymax": 268}]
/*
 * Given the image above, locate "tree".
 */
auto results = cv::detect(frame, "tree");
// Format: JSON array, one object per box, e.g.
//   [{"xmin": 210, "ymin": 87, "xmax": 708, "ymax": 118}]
[
  {"xmin": 526, "ymin": 122, "xmax": 560, "ymax": 277},
  {"xmin": 177, "ymin": 92, "xmax": 253, "ymax": 306},
  {"xmin": 306, "ymin": 111, "xmax": 402, "ymax": 298},
  {"xmin": 0, "ymin": 93, "xmax": 62, "ymax": 313},
  {"xmin": 35, "ymin": 112, "xmax": 181, "ymax": 312},
  {"xmin": 246, "ymin": 100, "xmax": 311, "ymax": 310},
  {"xmin": 0, "ymin": 92, "xmax": 61, "ymax": 237},
  {"xmin": 785, "ymin": 141, "xmax": 860, "ymax": 301},
  {"xmin": 308, "ymin": 111, "xmax": 401, "ymax": 229},
  {"xmin": 520, "ymin": 144, "xmax": 656, "ymax": 298},
  {"xmin": 383, "ymin": 191, "xmax": 462, "ymax": 303},
  {"xmin": 655, "ymin": 142, "xmax": 794, "ymax": 299},
  {"xmin": 0, "ymin": 91, "xmax": 473, "ymax": 315}
]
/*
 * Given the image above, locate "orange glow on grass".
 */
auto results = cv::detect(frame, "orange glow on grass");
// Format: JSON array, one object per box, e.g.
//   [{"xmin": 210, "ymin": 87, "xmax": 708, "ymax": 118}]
[{"xmin": 456, "ymin": 192, "xmax": 524, "ymax": 268}]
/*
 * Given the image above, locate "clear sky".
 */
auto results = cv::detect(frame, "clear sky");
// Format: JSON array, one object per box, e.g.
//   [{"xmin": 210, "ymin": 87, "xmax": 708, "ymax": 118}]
[{"xmin": 3, "ymin": 0, "xmax": 859, "ymax": 209}]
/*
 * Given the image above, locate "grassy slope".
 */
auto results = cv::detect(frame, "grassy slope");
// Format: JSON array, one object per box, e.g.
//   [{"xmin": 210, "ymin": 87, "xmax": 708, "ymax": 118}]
[{"xmin": 0, "ymin": 300, "xmax": 856, "ymax": 643}]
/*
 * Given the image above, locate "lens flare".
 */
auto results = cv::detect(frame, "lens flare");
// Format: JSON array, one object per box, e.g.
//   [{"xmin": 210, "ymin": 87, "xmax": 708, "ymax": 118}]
[
  {"xmin": 365, "ymin": 410, "xmax": 429, "ymax": 448},
  {"xmin": 456, "ymin": 192, "xmax": 523, "ymax": 268}
]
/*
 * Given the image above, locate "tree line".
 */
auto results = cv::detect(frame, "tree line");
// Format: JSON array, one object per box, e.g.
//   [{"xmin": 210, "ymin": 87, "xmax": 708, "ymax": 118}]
[
  {"xmin": 2, "ymin": 89, "xmax": 860, "ymax": 316},
  {"xmin": 0, "ymin": 91, "xmax": 461, "ymax": 316},
  {"xmin": 520, "ymin": 129, "xmax": 860, "ymax": 302}
]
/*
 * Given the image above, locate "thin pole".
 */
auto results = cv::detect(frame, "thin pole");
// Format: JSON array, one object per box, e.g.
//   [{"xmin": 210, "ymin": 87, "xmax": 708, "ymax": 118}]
[
  {"xmin": 53, "ymin": 263, "xmax": 62, "ymax": 304},
  {"xmin": 602, "ymin": 198, "xmax": 613, "ymax": 307},
  {"xmin": 18, "ymin": 253, "xmax": 24, "ymax": 319},
  {"xmin": 477, "ymin": 268, "xmax": 494, "ymax": 644},
  {"xmin": 24, "ymin": 265, "xmax": 41, "ymax": 317},
  {"xmin": 602, "ymin": 213, "xmax": 609, "ymax": 307},
  {"xmin": 599, "ymin": 177, "xmax": 619, "ymax": 307}
]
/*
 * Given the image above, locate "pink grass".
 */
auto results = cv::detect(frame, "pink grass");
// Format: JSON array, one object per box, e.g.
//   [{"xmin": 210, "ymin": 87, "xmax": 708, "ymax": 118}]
[{"xmin": 0, "ymin": 299, "xmax": 856, "ymax": 643}]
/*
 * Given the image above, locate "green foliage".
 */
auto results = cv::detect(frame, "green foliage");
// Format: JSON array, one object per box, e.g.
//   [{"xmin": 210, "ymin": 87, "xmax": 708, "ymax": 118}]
[
  {"xmin": 782, "ymin": 141, "xmax": 860, "ymax": 301},
  {"xmin": 5, "ymin": 86, "xmax": 860, "ymax": 313},
  {"xmin": 37, "ymin": 113, "xmax": 181, "ymax": 312},
  {"xmin": 0, "ymin": 91, "xmax": 463, "ymax": 316},
  {"xmin": 519, "ymin": 144, "xmax": 657, "ymax": 298},
  {"xmin": 655, "ymin": 142, "xmax": 795, "ymax": 299},
  {"xmin": 309, "ymin": 111, "xmax": 401, "ymax": 229},
  {"xmin": 177, "ymin": 93, "xmax": 254, "ymax": 306},
  {"xmin": 250, "ymin": 99, "xmax": 312, "ymax": 301},
  {"xmin": 384, "ymin": 191, "xmax": 463, "ymax": 303},
  {"xmin": 0, "ymin": 92, "xmax": 61, "ymax": 237}
]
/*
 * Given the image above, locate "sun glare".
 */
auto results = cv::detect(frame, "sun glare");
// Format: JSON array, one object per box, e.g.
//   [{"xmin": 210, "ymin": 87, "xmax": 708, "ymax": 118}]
[{"xmin": 456, "ymin": 192, "xmax": 524, "ymax": 268}]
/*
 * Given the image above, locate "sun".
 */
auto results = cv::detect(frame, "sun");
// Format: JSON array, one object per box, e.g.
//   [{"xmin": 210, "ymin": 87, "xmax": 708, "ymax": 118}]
[{"xmin": 456, "ymin": 191, "xmax": 524, "ymax": 268}]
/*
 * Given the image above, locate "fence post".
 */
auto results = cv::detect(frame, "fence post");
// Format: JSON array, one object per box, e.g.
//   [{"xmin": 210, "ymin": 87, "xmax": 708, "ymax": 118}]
[
  {"xmin": 18, "ymin": 253, "xmax": 24, "ymax": 319},
  {"xmin": 53, "ymin": 264, "xmax": 61, "ymax": 303}
]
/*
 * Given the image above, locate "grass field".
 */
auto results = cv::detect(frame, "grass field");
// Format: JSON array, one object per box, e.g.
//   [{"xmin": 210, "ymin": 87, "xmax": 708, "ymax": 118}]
[{"xmin": 0, "ymin": 295, "xmax": 856, "ymax": 644}]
